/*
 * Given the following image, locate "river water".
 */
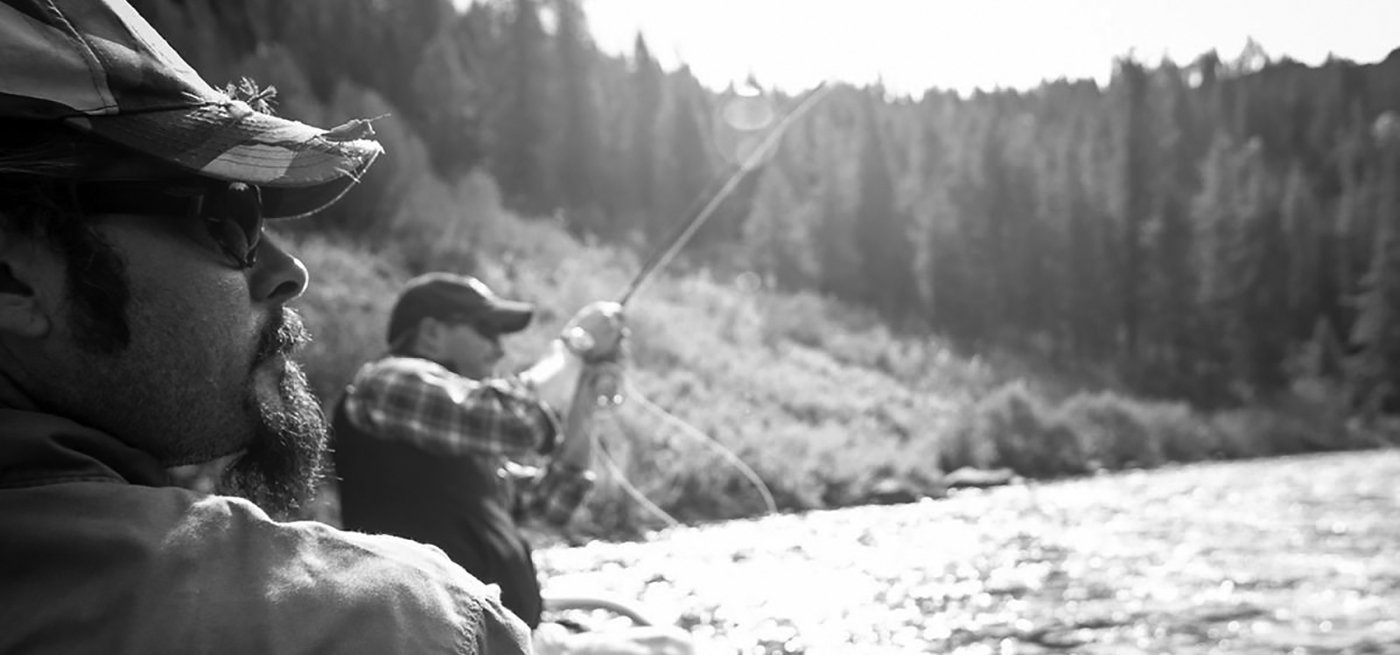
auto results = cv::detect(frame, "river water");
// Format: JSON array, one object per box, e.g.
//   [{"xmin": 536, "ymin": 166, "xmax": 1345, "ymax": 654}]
[{"xmin": 537, "ymin": 449, "xmax": 1400, "ymax": 654}]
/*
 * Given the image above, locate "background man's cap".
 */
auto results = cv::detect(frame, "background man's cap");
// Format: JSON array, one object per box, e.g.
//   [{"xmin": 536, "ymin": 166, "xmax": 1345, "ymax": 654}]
[
  {"xmin": 0, "ymin": 0, "xmax": 383, "ymax": 217},
  {"xmin": 387, "ymin": 273, "xmax": 535, "ymax": 346}
]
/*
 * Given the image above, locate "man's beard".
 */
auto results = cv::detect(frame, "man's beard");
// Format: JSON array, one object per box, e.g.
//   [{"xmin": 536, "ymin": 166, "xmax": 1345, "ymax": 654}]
[{"xmin": 216, "ymin": 309, "xmax": 329, "ymax": 520}]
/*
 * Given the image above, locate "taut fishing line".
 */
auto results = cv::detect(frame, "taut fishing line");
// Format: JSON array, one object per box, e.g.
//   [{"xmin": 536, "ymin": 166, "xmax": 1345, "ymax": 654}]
[
  {"xmin": 593, "ymin": 378, "xmax": 779, "ymax": 530},
  {"xmin": 623, "ymin": 379, "xmax": 777, "ymax": 517}
]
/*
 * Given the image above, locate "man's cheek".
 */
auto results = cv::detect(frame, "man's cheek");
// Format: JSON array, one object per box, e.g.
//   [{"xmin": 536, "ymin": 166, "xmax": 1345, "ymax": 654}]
[{"xmin": 251, "ymin": 356, "xmax": 290, "ymax": 408}]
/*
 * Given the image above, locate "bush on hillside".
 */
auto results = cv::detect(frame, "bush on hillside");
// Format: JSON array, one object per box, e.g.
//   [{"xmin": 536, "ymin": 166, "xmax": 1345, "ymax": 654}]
[
  {"xmin": 759, "ymin": 290, "xmax": 994, "ymax": 401},
  {"xmin": 288, "ymin": 233, "xmax": 405, "ymax": 405},
  {"xmin": 937, "ymin": 408, "xmax": 998, "ymax": 473},
  {"xmin": 949, "ymin": 382, "xmax": 1087, "ymax": 478},
  {"xmin": 760, "ymin": 290, "xmax": 829, "ymax": 349},
  {"xmin": 1211, "ymin": 408, "xmax": 1308, "ymax": 458},
  {"xmin": 1206, "ymin": 376, "xmax": 1365, "ymax": 459},
  {"xmin": 1057, "ymin": 392, "xmax": 1165, "ymax": 470},
  {"xmin": 1132, "ymin": 401, "xmax": 1219, "ymax": 463}
]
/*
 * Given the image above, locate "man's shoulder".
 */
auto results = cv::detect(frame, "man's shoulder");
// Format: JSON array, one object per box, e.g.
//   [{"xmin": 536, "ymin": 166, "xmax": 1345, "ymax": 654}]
[
  {"xmin": 342, "ymin": 356, "xmax": 453, "ymax": 407},
  {"xmin": 355, "ymin": 355, "xmax": 450, "ymax": 380},
  {"xmin": 182, "ymin": 493, "xmax": 473, "ymax": 594},
  {"xmin": 0, "ymin": 485, "xmax": 531, "ymax": 654},
  {"xmin": 349, "ymin": 356, "xmax": 530, "ymax": 399},
  {"xmin": 181, "ymin": 495, "xmax": 533, "ymax": 652}
]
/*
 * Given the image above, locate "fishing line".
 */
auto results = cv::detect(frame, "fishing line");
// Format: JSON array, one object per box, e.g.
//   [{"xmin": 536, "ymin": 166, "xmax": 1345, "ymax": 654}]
[
  {"xmin": 595, "ymin": 430, "xmax": 681, "ymax": 529},
  {"xmin": 589, "ymin": 378, "xmax": 778, "ymax": 530},
  {"xmin": 623, "ymin": 379, "xmax": 777, "ymax": 516}
]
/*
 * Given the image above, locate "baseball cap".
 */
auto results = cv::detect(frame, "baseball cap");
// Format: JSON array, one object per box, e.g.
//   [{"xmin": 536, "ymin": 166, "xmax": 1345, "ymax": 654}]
[
  {"xmin": 0, "ymin": 0, "xmax": 382, "ymax": 218},
  {"xmin": 387, "ymin": 273, "xmax": 535, "ymax": 347}
]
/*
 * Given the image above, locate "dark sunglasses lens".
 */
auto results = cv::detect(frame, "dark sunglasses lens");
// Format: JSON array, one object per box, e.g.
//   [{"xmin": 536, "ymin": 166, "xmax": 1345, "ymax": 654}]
[
  {"xmin": 205, "ymin": 183, "xmax": 263, "ymax": 267},
  {"xmin": 464, "ymin": 320, "xmax": 499, "ymax": 343}
]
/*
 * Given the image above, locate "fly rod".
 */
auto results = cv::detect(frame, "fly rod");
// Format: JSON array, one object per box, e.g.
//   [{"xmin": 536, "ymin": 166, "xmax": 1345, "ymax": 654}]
[{"xmin": 617, "ymin": 82, "xmax": 833, "ymax": 307}]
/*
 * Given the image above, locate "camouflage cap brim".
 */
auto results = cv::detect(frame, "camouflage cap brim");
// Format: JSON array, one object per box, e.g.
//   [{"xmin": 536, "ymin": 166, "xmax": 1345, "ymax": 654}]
[{"xmin": 64, "ymin": 101, "xmax": 383, "ymax": 190}]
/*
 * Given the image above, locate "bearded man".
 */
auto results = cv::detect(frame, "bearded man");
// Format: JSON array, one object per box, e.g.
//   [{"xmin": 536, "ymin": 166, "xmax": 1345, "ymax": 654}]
[{"xmin": 0, "ymin": 0, "xmax": 531, "ymax": 652}]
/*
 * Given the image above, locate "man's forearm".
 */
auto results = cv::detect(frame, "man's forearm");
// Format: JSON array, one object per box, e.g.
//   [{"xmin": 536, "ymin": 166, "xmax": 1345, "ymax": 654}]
[
  {"xmin": 520, "ymin": 340, "xmax": 582, "ymax": 416},
  {"xmin": 520, "ymin": 340, "xmax": 593, "ymax": 469},
  {"xmin": 552, "ymin": 372, "xmax": 597, "ymax": 470}
]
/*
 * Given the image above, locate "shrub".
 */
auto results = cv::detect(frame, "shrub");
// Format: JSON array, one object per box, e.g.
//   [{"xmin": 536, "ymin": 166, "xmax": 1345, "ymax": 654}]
[
  {"xmin": 1279, "ymin": 377, "xmax": 1356, "ymax": 450},
  {"xmin": 287, "ymin": 233, "xmax": 405, "ymax": 405},
  {"xmin": 961, "ymin": 382, "xmax": 1087, "ymax": 478},
  {"xmin": 1132, "ymin": 402, "xmax": 1218, "ymax": 463},
  {"xmin": 1211, "ymin": 406, "xmax": 1330, "ymax": 458},
  {"xmin": 1211, "ymin": 408, "xmax": 1295, "ymax": 458},
  {"xmin": 759, "ymin": 291, "xmax": 828, "ymax": 349},
  {"xmin": 1057, "ymin": 392, "xmax": 1162, "ymax": 470},
  {"xmin": 1208, "ymin": 378, "xmax": 1364, "ymax": 459},
  {"xmin": 937, "ymin": 407, "xmax": 997, "ymax": 473}
]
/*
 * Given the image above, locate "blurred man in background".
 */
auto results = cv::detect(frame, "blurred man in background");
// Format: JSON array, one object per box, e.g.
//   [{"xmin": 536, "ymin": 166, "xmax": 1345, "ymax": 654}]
[
  {"xmin": 0, "ymin": 0, "xmax": 531, "ymax": 652},
  {"xmin": 333, "ymin": 273, "xmax": 694, "ymax": 654}
]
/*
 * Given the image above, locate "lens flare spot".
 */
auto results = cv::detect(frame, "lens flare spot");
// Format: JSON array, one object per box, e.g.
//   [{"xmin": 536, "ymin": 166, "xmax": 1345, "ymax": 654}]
[{"xmin": 722, "ymin": 93, "xmax": 775, "ymax": 132}]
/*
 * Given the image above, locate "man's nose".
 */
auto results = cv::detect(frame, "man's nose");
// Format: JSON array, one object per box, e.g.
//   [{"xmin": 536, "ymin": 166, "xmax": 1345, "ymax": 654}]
[{"xmin": 248, "ymin": 236, "xmax": 309, "ymax": 304}]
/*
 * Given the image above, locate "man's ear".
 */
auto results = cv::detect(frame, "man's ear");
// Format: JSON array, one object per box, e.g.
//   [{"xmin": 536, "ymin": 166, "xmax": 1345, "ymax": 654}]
[
  {"xmin": 0, "ymin": 241, "xmax": 54, "ymax": 340},
  {"xmin": 413, "ymin": 318, "xmax": 447, "ymax": 359}
]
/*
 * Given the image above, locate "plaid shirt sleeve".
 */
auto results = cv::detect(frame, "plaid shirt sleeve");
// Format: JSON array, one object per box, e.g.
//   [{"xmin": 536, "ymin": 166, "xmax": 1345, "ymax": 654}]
[{"xmin": 342, "ymin": 357, "xmax": 559, "ymax": 458}]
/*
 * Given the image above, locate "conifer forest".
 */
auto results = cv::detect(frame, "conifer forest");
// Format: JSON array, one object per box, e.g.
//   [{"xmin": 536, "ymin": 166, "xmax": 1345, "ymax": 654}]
[{"xmin": 133, "ymin": 0, "xmax": 1400, "ymax": 415}]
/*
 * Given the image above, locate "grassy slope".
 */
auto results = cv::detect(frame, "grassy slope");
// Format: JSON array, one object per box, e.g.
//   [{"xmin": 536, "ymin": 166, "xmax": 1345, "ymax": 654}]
[
  {"xmin": 286, "ymin": 186, "xmax": 1381, "ymax": 540},
  {"xmin": 287, "ymin": 194, "xmax": 997, "ymax": 535}
]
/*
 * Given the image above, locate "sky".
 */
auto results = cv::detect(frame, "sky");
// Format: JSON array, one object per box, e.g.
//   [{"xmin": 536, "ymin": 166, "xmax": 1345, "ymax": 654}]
[{"xmin": 583, "ymin": 0, "xmax": 1400, "ymax": 96}]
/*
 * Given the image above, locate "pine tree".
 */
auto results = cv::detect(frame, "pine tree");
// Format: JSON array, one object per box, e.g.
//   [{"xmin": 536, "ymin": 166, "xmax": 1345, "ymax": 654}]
[
  {"xmin": 410, "ymin": 21, "xmax": 487, "ymax": 175},
  {"xmin": 1196, "ymin": 138, "xmax": 1290, "ymax": 397},
  {"xmin": 1115, "ymin": 58, "xmax": 1151, "ymax": 368},
  {"xmin": 494, "ymin": 0, "xmax": 551, "ymax": 213},
  {"xmin": 654, "ymin": 72, "xmax": 713, "ymax": 247},
  {"xmin": 853, "ymin": 106, "xmax": 915, "ymax": 318},
  {"xmin": 910, "ymin": 113, "xmax": 951, "ymax": 325},
  {"xmin": 940, "ymin": 110, "xmax": 1007, "ymax": 343},
  {"xmin": 1191, "ymin": 131, "xmax": 1245, "ymax": 394},
  {"xmin": 624, "ymin": 35, "xmax": 664, "ymax": 233},
  {"xmin": 1281, "ymin": 161, "xmax": 1323, "ymax": 336},
  {"xmin": 1349, "ymin": 112, "xmax": 1400, "ymax": 413},
  {"xmin": 811, "ymin": 114, "xmax": 863, "ymax": 302},
  {"xmin": 743, "ymin": 164, "xmax": 816, "ymax": 289},
  {"xmin": 553, "ymin": 0, "xmax": 603, "ymax": 232},
  {"xmin": 1234, "ymin": 155, "xmax": 1291, "ymax": 394},
  {"xmin": 1143, "ymin": 69, "xmax": 1199, "ymax": 386}
]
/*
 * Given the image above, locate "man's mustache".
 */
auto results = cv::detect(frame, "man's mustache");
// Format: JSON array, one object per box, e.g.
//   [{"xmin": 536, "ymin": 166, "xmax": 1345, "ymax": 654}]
[{"xmin": 253, "ymin": 309, "xmax": 311, "ymax": 366}]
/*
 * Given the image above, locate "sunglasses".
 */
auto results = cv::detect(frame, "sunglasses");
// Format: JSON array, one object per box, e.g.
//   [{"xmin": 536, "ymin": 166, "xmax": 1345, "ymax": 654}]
[
  {"xmin": 71, "ymin": 180, "xmax": 265, "ymax": 269},
  {"xmin": 442, "ymin": 314, "xmax": 502, "ymax": 343}
]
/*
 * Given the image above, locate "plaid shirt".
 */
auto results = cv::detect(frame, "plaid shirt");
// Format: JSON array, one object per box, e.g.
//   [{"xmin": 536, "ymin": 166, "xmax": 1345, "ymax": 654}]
[{"xmin": 342, "ymin": 356, "xmax": 592, "ymax": 525}]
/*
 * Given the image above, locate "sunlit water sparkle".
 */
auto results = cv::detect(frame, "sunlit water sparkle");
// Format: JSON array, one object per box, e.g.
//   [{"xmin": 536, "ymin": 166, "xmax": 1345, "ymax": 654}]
[{"xmin": 539, "ymin": 450, "xmax": 1400, "ymax": 654}]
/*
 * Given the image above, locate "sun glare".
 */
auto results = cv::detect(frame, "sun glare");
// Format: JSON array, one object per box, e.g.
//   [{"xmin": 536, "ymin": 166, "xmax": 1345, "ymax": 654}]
[{"xmin": 585, "ymin": 0, "xmax": 1400, "ymax": 95}]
